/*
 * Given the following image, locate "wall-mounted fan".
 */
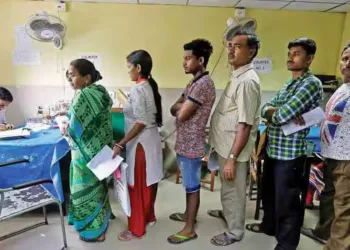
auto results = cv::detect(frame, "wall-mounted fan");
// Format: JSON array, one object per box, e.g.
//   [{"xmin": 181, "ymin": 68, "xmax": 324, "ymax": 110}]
[
  {"xmin": 222, "ymin": 11, "xmax": 257, "ymax": 45},
  {"xmin": 25, "ymin": 11, "xmax": 66, "ymax": 50}
]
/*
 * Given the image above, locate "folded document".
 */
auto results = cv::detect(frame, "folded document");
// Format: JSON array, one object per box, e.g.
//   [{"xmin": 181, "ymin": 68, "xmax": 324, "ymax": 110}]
[
  {"xmin": 281, "ymin": 107, "xmax": 325, "ymax": 136},
  {"xmin": 0, "ymin": 128, "xmax": 31, "ymax": 140}
]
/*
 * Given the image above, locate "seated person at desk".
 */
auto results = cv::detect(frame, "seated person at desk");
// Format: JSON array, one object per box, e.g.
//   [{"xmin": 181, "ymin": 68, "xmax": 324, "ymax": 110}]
[{"xmin": 0, "ymin": 87, "xmax": 14, "ymax": 131}]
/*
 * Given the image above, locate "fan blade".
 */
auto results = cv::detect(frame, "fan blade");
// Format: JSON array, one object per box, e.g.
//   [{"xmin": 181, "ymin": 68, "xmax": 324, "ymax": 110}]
[
  {"xmin": 29, "ymin": 19, "xmax": 50, "ymax": 31},
  {"xmin": 241, "ymin": 19, "xmax": 257, "ymax": 32},
  {"xmin": 223, "ymin": 24, "xmax": 243, "ymax": 44}
]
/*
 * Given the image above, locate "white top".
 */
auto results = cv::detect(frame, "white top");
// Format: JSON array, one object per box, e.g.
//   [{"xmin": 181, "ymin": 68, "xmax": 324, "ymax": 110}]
[
  {"xmin": 0, "ymin": 110, "xmax": 6, "ymax": 124},
  {"xmin": 321, "ymin": 83, "xmax": 350, "ymax": 160},
  {"xmin": 123, "ymin": 80, "xmax": 163, "ymax": 187}
]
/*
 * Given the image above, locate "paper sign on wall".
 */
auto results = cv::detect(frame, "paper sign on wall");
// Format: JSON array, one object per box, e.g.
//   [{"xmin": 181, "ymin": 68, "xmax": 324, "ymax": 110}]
[
  {"xmin": 13, "ymin": 25, "xmax": 41, "ymax": 66},
  {"xmin": 13, "ymin": 50, "xmax": 41, "ymax": 66},
  {"xmin": 79, "ymin": 53, "xmax": 102, "ymax": 70},
  {"xmin": 14, "ymin": 25, "xmax": 32, "ymax": 50},
  {"xmin": 253, "ymin": 58, "xmax": 272, "ymax": 74}
]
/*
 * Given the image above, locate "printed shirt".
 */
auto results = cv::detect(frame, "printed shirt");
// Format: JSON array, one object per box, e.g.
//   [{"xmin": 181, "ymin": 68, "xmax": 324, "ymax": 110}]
[
  {"xmin": 175, "ymin": 72, "xmax": 216, "ymax": 159},
  {"xmin": 321, "ymin": 83, "xmax": 350, "ymax": 160},
  {"xmin": 261, "ymin": 71, "xmax": 323, "ymax": 160}
]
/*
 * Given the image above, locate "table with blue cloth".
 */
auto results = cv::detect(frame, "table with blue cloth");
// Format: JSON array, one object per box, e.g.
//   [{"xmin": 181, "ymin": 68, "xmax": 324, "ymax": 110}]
[
  {"xmin": 0, "ymin": 129, "xmax": 70, "ymax": 203},
  {"xmin": 258, "ymin": 125, "xmax": 321, "ymax": 153}
]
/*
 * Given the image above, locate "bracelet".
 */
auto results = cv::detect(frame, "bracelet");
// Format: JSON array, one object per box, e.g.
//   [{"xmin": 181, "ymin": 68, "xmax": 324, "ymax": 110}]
[{"xmin": 114, "ymin": 143, "xmax": 125, "ymax": 150}]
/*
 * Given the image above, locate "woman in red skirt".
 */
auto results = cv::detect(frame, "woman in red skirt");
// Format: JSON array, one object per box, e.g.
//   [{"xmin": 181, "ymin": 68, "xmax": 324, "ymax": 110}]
[{"xmin": 112, "ymin": 50, "xmax": 163, "ymax": 240}]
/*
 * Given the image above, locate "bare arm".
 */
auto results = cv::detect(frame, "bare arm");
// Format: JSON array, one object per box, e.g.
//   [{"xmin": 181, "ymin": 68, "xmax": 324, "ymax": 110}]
[
  {"xmin": 118, "ymin": 123, "xmax": 146, "ymax": 146},
  {"xmin": 170, "ymin": 96, "xmax": 185, "ymax": 117},
  {"xmin": 176, "ymin": 100, "xmax": 199, "ymax": 122},
  {"xmin": 0, "ymin": 124, "xmax": 6, "ymax": 131},
  {"xmin": 229, "ymin": 123, "xmax": 252, "ymax": 159}
]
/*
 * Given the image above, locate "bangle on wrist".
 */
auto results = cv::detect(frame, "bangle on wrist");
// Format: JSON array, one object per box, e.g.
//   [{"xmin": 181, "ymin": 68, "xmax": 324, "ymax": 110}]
[{"xmin": 114, "ymin": 143, "xmax": 125, "ymax": 150}]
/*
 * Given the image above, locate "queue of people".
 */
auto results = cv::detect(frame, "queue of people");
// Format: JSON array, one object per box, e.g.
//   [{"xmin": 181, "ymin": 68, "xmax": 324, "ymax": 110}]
[{"xmin": 1, "ymin": 31, "xmax": 349, "ymax": 250}]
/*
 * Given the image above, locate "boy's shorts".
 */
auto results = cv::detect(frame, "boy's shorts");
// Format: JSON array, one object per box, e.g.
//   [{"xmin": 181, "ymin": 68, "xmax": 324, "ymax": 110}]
[{"xmin": 177, "ymin": 154, "xmax": 202, "ymax": 193}]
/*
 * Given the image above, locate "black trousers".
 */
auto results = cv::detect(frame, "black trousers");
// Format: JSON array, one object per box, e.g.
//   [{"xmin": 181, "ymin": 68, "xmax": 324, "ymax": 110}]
[{"xmin": 261, "ymin": 156, "xmax": 307, "ymax": 250}]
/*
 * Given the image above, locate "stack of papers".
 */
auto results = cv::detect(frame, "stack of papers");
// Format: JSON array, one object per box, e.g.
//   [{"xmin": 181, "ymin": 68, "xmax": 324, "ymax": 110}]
[
  {"xmin": 25, "ymin": 123, "xmax": 51, "ymax": 132},
  {"xmin": 87, "ymin": 145, "xmax": 124, "ymax": 180},
  {"xmin": 281, "ymin": 107, "xmax": 325, "ymax": 136},
  {"xmin": 0, "ymin": 128, "xmax": 31, "ymax": 140}
]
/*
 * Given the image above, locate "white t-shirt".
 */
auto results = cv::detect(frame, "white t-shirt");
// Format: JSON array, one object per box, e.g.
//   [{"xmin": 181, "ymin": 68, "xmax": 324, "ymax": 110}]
[
  {"xmin": 321, "ymin": 83, "xmax": 350, "ymax": 160},
  {"xmin": 0, "ymin": 110, "xmax": 6, "ymax": 124}
]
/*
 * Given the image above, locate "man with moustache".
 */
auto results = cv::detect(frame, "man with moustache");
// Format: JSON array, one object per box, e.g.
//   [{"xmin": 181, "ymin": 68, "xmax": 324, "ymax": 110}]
[
  {"xmin": 246, "ymin": 38, "xmax": 323, "ymax": 250},
  {"xmin": 321, "ymin": 42, "xmax": 350, "ymax": 250},
  {"xmin": 208, "ymin": 30, "xmax": 261, "ymax": 246}
]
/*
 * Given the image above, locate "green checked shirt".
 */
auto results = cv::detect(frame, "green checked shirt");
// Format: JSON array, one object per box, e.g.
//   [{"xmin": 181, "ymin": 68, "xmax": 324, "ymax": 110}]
[{"xmin": 261, "ymin": 71, "xmax": 323, "ymax": 160}]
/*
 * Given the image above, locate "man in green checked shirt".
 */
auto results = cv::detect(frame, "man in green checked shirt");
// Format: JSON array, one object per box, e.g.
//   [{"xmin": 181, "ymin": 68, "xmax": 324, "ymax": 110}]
[{"xmin": 246, "ymin": 38, "xmax": 323, "ymax": 250}]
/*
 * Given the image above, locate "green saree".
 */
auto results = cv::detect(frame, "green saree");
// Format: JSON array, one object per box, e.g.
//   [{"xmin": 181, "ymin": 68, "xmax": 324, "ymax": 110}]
[{"xmin": 67, "ymin": 83, "xmax": 113, "ymax": 240}]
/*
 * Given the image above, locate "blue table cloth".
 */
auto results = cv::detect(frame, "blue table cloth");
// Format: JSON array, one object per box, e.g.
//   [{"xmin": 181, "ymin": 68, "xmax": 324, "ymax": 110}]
[
  {"xmin": 0, "ymin": 129, "xmax": 70, "ymax": 202},
  {"xmin": 258, "ymin": 125, "xmax": 321, "ymax": 153}
]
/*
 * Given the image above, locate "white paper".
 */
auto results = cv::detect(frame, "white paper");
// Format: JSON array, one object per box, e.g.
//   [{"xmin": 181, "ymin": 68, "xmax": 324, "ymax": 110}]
[
  {"xmin": 282, "ymin": 107, "xmax": 325, "ymax": 136},
  {"xmin": 79, "ymin": 53, "xmax": 101, "ymax": 70},
  {"xmin": 24, "ymin": 123, "xmax": 51, "ymax": 132},
  {"xmin": 253, "ymin": 58, "xmax": 273, "ymax": 74},
  {"xmin": 14, "ymin": 25, "xmax": 32, "ymax": 50},
  {"xmin": 87, "ymin": 145, "xmax": 123, "ymax": 180},
  {"xmin": 13, "ymin": 50, "xmax": 41, "ymax": 66},
  {"xmin": 113, "ymin": 162, "xmax": 131, "ymax": 217},
  {"xmin": 0, "ymin": 128, "xmax": 31, "ymax": 140}
]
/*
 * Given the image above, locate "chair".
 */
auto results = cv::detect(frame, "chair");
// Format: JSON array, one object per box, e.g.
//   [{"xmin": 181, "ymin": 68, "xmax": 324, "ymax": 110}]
[{"xmin": 0, "ymin": 159, "xmax": 68, "ymax": 250}]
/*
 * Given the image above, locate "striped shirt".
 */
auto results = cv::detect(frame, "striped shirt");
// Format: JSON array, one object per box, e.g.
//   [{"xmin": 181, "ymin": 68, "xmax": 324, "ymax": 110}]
[{"xmin": 261, "ymin": 71, "xmax": 323, "ymax": 160}]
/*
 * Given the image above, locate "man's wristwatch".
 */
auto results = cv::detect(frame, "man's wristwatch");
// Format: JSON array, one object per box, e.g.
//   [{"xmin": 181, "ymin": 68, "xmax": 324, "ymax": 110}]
[{"xmin": 229, "ymin": 154, "xmax": 237, "ymax": 161}]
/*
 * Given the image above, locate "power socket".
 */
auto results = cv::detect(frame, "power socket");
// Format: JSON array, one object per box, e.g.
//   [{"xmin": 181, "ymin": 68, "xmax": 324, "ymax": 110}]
[{"xmin": 57, "ymin": 2, "xmax": 66, "ymax": 12}]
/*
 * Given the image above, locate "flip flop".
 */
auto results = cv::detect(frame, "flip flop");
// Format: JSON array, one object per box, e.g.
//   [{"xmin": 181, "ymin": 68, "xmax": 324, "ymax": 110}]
[
  {"xmin": 169, "ymin": 213, "xmax": 197, "ymax": 223},
  {"xmin": 207, "ymin": 210, "xmax": 225, "ymax": 221},
  {"xmin": 245, "ymin": 223, "xmax": 264, "ymax": 233},
  {"xmin": 167, "ymin": 233, "xmax": 198, "ymax": 244},
  {"xmin": 301, "ymin": 228, "xmax": 327, "ymax": 245},
  {"xmin": 210, "ymin": 232, "xmax": 238, "ymax": 246},
  {"xmin": 118, "ymin": 230, "xmax": 143, "ymax": 241},
  {"xmin": 79, "ymin": 234, "xmax": 105, "ymax": 243},
  {"xmin": 147, "ymin": 220, "xmax": 157, "ymax": 227},
  {"xmin": 110, "ymin": 213, "xmax": 116, "ymax": 220}
]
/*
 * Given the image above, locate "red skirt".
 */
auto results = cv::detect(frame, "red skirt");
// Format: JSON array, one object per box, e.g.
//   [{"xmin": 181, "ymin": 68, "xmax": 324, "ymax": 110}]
[{"xmin": 128, "ymin": 144, "xmax": 157, "ymax": 237}]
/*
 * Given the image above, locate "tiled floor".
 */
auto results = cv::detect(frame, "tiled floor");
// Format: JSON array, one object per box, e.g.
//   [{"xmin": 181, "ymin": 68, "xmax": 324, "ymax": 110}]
[{"xmin": 0, "ymin": 177, "xmax": 322, "ymax": 250}]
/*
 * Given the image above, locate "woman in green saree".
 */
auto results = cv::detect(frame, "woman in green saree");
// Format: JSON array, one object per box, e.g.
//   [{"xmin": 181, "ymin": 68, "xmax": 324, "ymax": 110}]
[{"xmin": 64, "ymin": 59, "xmax": 113, "ymax": 242}]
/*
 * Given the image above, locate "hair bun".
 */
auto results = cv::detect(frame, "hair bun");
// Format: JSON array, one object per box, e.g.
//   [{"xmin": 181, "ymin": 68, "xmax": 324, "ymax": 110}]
[{"xmin": 95, "ymin": 70, "xmax": 103, "ymax": 81}]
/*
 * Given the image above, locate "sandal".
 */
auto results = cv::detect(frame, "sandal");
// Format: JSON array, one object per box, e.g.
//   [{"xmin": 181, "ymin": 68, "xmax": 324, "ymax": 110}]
[
  {"xmin": 210, "ymin": 232, "xmax": 238, "ymax": 246},
  {"xmin": 301, "ymin": 228, "xmax": 327, "ymax": 245},
  {"xmin": 169, "ymin": 213, "xmax": 197, "ymax": 223},
  {"xmin": 167, "ymin": 233, "xmax": 198, "ymax": 244},
  {"xmin": 118, "ymin": 230, "xmax": 143, "ymax": 241},
  {"xmin": 147, "ymin": 220, "xmax": 157, "ymax": 227},
  {"xmin": 246, "ymin": 223, "xmax": 264, "ymax": 233},
  {"xmin": 110, "ymin": 213, "xmax": 116, "ymax": 220},
  {"xmin": 79, "ymin": 234, "xmax": 105, "ymax": 243},
  {"xmin": 207, "ymin": 210, "xmax": 225, "ymax": 221}
]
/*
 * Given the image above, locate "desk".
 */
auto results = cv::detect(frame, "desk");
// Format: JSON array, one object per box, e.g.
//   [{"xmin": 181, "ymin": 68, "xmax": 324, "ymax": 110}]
[{"xmin": 0, "ymin": 129, "xmax": 70, "ymax": 202}]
